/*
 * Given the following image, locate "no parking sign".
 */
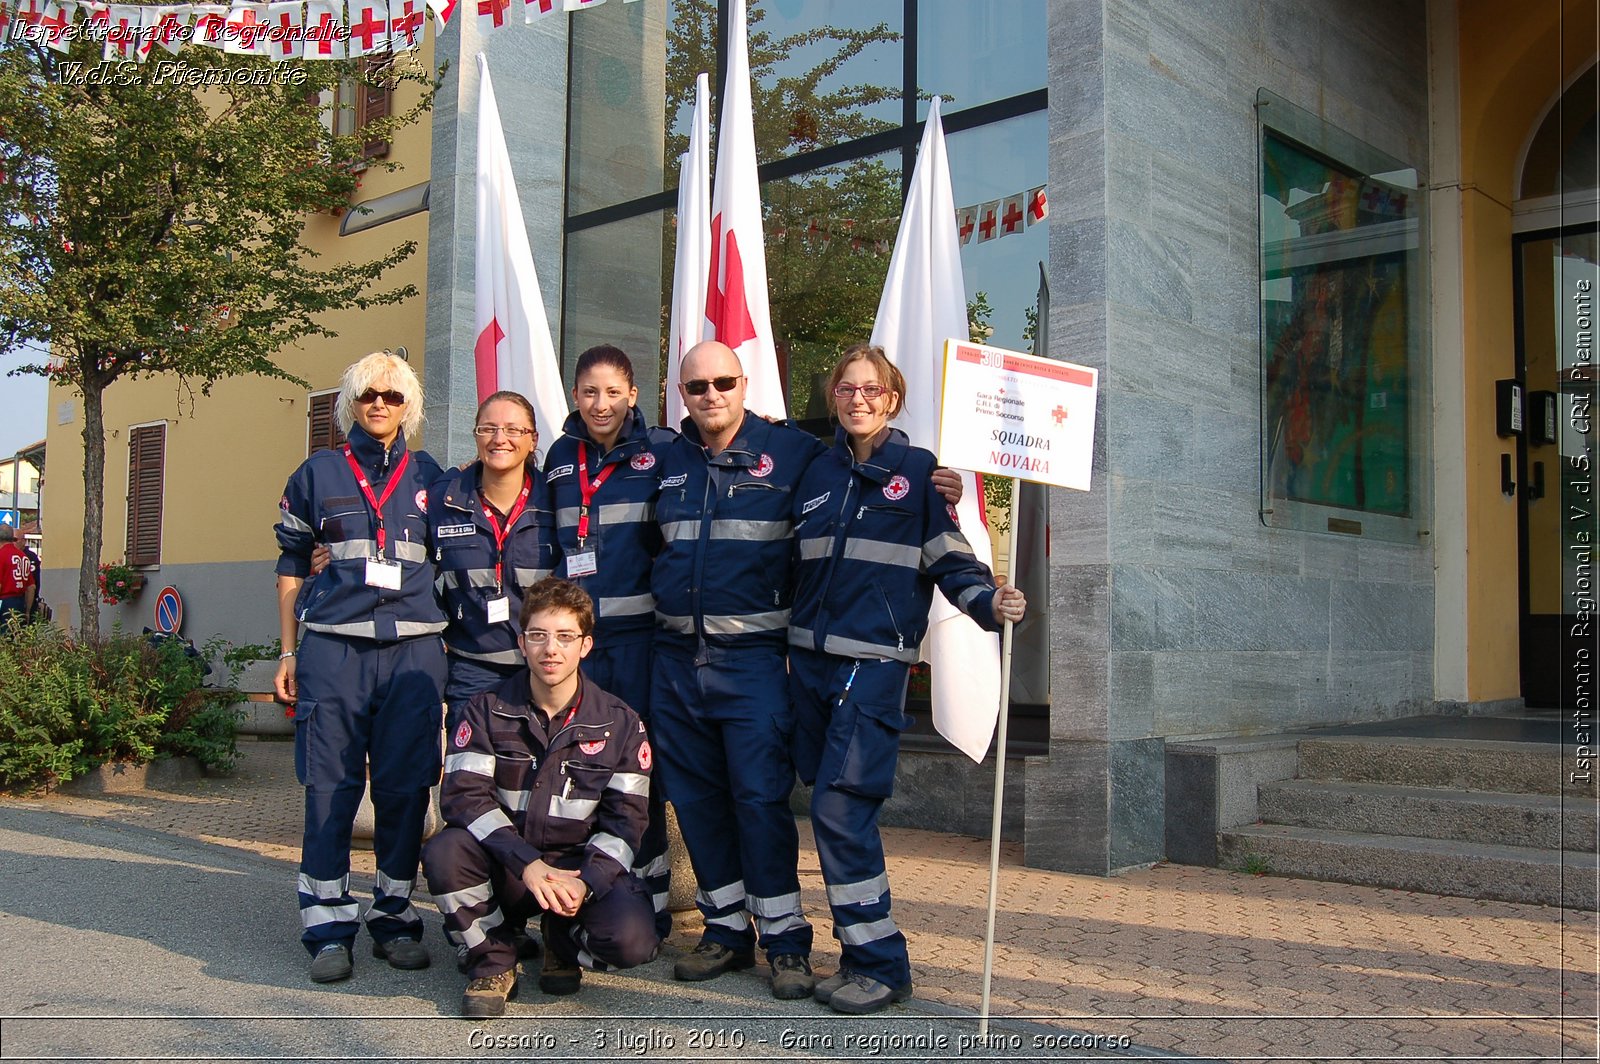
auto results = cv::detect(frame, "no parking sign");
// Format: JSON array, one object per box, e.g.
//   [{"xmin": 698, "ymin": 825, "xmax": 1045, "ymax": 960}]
[{"xmin": 154, "ymin": 585, "xmax": 183, "ymax": 634}]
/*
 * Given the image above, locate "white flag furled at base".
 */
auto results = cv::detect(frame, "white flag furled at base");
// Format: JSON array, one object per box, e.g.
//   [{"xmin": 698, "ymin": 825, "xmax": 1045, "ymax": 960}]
[
  {"xmin": 666, "ymin": 71, "xmax": 710, "ymax": 431},
  {"xmin": 474, "ymin": 53, "xmax": 569, "ymax": 451},
  {"xmin": 870, "ymin": 96, "xmax": 1002, "ymax": 763},
  {"xmin": 703, "ymin": 0, "xmax": 785, "ymax": 418}
]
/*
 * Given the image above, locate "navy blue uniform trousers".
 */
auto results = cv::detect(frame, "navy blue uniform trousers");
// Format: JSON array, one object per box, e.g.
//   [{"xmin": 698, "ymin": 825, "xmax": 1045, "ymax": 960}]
[
  {"xmin": 422, "ymin": 827, "xmax": 657, "ymax": 979},
  {"xmin": 293, "ymin": 630, "xmax": 446, "ymax": 955},
  {"xmin": 649, "ymin": 643, "xmax": 811, "ymax": 957},
  {"xmin": 582, "ymin": 635, "xmax": 671, "ymax": 937},
  {"xmin": 788, "ymin": 646, "xmax": 912, "ymax": 989}
]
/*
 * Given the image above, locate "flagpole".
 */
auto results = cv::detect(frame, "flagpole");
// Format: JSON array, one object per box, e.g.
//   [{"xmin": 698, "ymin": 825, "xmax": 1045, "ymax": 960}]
[{"xmin": 978, "ymin": 476, "xmax": 1021, "ymax": 1040}]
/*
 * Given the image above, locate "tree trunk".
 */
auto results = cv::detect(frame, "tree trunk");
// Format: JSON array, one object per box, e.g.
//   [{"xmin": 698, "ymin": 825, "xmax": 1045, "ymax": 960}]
[{"xmin": 77, "ymin": 381, "xmax": 106, "ymax": 642}]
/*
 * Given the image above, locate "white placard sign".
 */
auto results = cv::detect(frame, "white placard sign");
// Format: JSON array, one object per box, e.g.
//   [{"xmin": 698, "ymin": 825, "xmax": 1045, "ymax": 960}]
[{"xmin": 936, "ymin": 339, "xmax": 1099, "ymax": 490}]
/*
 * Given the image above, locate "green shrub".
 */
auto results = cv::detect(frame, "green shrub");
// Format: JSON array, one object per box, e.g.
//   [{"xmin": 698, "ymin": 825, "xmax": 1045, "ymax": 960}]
[{"xmin": 0, "ymin": 619, "xmax": 242, "ymax": 792}]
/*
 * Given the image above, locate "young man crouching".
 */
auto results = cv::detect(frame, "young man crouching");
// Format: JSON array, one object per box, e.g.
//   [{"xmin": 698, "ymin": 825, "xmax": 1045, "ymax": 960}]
[{"xmin": 422, "ymin": 578, "xmax": 657, "ymax": 1017}]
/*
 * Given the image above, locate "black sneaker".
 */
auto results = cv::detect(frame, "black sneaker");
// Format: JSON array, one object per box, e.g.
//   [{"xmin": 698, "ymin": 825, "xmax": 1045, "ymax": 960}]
[
  {"xmin": 769, "ymin": 953, "xmax": 814, "ymax": 1000},
  {"xmin": 308, "ymin": 942, "xmax": 353, "ymax": 984},
  {"xmin": 371, "ymin": 937, "xmax": 429, "ymax": 970},
  {"xmin": 672, "ymin": 940, "xmax": 755, "ymax": 982}
]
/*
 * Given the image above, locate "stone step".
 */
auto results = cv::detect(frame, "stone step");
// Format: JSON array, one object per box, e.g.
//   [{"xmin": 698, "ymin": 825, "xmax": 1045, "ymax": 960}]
[
  {"xmin": 1296, "ymin": 736, "xmax": 1594, "ymax": 796},
  {"xmin": 1259, "ymin": 779, "xmax": 1598, "ymax": 852},
  {"xmin": 1218, "ymin": 823, "xmax": 1596, "ymax": 909}
]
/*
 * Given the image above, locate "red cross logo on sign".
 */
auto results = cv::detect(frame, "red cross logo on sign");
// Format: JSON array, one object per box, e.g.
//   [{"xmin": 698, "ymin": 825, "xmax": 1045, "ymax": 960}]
[{"xmin": 1052, "ymin": 405, "xmax": 1069, "ymax": 426}]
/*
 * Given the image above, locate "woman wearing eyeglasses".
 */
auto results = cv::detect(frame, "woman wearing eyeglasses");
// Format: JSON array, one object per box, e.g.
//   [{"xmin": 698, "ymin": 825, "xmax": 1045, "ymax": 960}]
[
  {"xmin": 787, "ymin": 343, "xmax": 1026, "ymax": 1015},
  {"xmin": 273, "ymin": 351, "xmax": 449, "ymax": 985},
  {"xmin": 428, "ymin": 390, "xmax": 556, "ymax": 707},
  {"xmin": 543, "ymin": 344, "xmax": 676, "ymax": 937}
]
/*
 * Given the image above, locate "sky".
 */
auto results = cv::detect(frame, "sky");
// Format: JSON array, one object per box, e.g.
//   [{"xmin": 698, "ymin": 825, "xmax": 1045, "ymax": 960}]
[{"xmin": 0, "ymin": 345, "xmax": 50, "ymax": 459}]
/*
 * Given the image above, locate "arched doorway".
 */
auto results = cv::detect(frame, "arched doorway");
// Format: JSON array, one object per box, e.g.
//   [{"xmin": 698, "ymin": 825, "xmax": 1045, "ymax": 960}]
[{"xmin": 1512, "ymin": 61, "xmax": 1598, "ymax": 706}]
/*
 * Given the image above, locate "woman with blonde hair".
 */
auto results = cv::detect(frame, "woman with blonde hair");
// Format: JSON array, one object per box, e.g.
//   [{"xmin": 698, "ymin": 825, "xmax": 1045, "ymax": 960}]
[{"xmin": 273, "ymin": 350, "xmax": 448, "ymax": 984}]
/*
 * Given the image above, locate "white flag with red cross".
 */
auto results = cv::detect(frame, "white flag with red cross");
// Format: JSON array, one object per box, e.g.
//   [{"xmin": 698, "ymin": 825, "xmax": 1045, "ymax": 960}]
[
  {"xmin": 346, "ymin": 0, "xmax": 389, "ymax": 55},
  {"xmin": 703, "ymin": 0, "xmax": 784, "ymax": 418},
  {"xmin": 39, "ymin": 0, "xmax": 76, "ymax": 50},
  {"xmin": 223, "ymin": 1, "xmax": 270, "ymax": 54},
  {"xmin": 522, "ymin": 0, "xmax": 555, "ymax": 22},
  {"xmin": 303, "ymin": 0, "xmax": 344, "ymax": 59},
  {"xmin": 388, "ymin": 0, "xmax": 424, "ymax": 51},
  {"xmin": 999, "ymin": 193, "xmax": 1026, "ymax": 237},
  {"xmin": 474, "ymin": 53, "xmax": 569, "ymax": 450},
  {"xmin": 871, "ymin": 96, "xmax": 1002, "ymax": 763},
  {"xmin": 104, "ymin": 4, "xmax": 140, "ymax": 60},
  {"xmin": 1026, "ymin": 185, "xmax": 1048, "ymax": 226},
  {"xmin": 424, "ymin": 0, "xmax": 453, "ymax": 31},
  {"xmin": 474, "ymin": 0, "xmax": 507, "ymax": 33},
  {"xmin": 264, "ymin": 0, "xmax": 301, "ymax": 61},
  {"xmin": 975, "ymin": 200, "xmax": 1000, "ymax": 243},
  {"xmin": 666, "ymin": 70, "xmax": 710, "ymax": 431},
  {"xmin": 13, "ymin": 0, "xmax": 44, "ymax": 31},
  {"xmin": 190, "ymin": 2, "xmax": 228, "ymax": 46},
  {"xmin": 562, "ymin": 0, "xmax": 601, "ymax": 9},
  {"xmin": 955, "ymin": 205, "xmax": 976, "ymax": 246},
  {"xmin": 145, "ymin": 5, "xmax": 191, "ymax": 56}
]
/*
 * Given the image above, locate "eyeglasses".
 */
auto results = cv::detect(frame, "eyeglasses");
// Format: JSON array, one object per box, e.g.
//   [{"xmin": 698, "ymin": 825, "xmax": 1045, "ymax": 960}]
[
  {"xmin": 356, "ymin": 388, "xmax": 406, "ymax": 406},
  {"xmin": 832, "ymin": 383, "xmax": 888, "ymax": 400},
  {"xmin": 682, "ymin": 375, "xmax": 742, "ymax": 396},
  {"xmin": 473, "ymin": 425, "xmax": 535, "ymax": 439},
  {"xmin": 523, "ymin": 630, "xmax": 584, "ymax": 648}
]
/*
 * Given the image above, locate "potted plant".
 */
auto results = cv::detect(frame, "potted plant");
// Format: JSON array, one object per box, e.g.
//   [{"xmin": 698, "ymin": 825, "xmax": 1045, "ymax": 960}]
[{"xmin": 97, "ymin": 560, "xmax": 145, "ymax": 605}]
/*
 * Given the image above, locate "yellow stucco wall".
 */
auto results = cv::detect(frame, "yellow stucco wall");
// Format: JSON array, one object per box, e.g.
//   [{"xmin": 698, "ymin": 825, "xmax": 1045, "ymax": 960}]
[
  {"xmin": 41, "ymin": 39, "xmax": 436, "ymax": 619},
  {"xmin": 1456, "ymin": 0, "xmax": 1597, "ymax": 699}
]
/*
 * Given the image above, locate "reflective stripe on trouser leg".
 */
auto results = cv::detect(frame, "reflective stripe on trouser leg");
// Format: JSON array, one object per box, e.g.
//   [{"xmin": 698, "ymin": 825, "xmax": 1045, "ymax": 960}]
[
  {"xmin": 421, "ymin": 827, "xmax": 530, "ymax": 979},
  {"xmin": 794, "ymin": 648, "xmax": 910, "ymax": 987},
  {"xmin": 366, "ymin": 636, "xmax": 446, "ymax": 945}
]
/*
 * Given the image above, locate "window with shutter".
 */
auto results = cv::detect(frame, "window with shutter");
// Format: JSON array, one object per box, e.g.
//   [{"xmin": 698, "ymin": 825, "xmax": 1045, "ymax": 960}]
[
  {"xmin": 126, "ymin": 424, "xmax": 165, "ymax": 567},
  {"xmin": 359, "ymin": 64, "xmax": 392, "ymax": 160},
  {"xmin": 308, "ymin": 391, "xmax": 347, "ymax": 457}
]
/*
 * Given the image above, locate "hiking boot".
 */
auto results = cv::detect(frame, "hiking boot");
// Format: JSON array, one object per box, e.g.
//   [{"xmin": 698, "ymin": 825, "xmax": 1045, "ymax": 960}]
[
  {"xmin": 769, "ymin": 953, "xmax": 814, "ymax": 1000},
  {"xmin": 828, "ymin": 972, "xmax": 912, "ymax": 1015},
  {"xmin": 672, "ymin": 940, "xmax": 755, "ymax": 982},
  {"xmin": 538, "ymin": 946, "xmax": 582, "ymax": 996},
  {"xmin": 308, "ymin": 942, "xmax": 353, "ymax": 984},
  {"xmin": 511, "ymin": 926, "xmax": 542, "ymax": 961},
  {"xmin": 371, "ymin": 937, "xmax": 430, "ymax": 970},
  {"xmin": 461, "ymin": 968, "xmax": 518, "ymax": 1018},
  {"xmin": 812, "ymin": 968, "xmax": 853, "ymax": 1004}
]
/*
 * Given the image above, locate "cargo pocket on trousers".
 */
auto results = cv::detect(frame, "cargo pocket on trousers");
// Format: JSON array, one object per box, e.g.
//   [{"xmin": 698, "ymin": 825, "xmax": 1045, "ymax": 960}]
[
  {"xmin": 292, "ymin": 699, "xmax": 317, "ymax": 787},
  {"xmin": 832, "ymin": 699, "xmax": 910, "ymax": 799}
]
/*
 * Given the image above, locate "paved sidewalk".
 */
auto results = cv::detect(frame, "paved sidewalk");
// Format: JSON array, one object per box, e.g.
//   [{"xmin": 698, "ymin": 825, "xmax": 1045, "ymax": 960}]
[{"xmin": 5, "ymin": 739, "xmax": 1597, "ymax": 1061}]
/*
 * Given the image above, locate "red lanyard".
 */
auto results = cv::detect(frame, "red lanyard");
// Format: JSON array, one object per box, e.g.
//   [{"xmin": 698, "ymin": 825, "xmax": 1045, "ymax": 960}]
[
  {"xmin": 575, "ymin": 443, "xmax": 616, "ymax": 543},
  {"xmin": 343, "ymin": 445, "xmax": 410, "ymax": 557},
  {"xmin": 480, "ymin": 474, "xmax": 532, "ymax": 591}
]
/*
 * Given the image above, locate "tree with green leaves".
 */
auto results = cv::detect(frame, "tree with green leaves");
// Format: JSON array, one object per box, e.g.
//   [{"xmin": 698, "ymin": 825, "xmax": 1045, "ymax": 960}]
[{"xmin": 0, "ymin": 35, "xmax": 437, "ymax": 640}]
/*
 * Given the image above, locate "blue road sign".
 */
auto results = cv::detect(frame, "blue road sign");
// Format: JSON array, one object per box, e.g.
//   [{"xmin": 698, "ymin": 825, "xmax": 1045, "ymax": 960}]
[{"xmin": 154, "ymin": 586, "xmax": 183, "ymax": 635}]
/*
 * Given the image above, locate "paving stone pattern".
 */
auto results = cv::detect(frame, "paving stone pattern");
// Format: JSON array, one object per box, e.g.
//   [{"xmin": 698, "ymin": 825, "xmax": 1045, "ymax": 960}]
[{"xmin": 12, "ymin": 741, "xmax": 1597, "ymax": 1062}]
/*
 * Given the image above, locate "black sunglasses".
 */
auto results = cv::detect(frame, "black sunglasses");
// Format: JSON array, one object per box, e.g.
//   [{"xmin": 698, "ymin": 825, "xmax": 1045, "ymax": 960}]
[
  {"xmin": 682, "ymin": 375, "xmax": 742, "ymax": 396},
  {"xmin": 356, "ymin": 388, "xmax": 406, "ymax": 405}
]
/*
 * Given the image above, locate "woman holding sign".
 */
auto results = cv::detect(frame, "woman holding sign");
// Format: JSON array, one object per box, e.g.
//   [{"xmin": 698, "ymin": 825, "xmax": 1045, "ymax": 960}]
[
  {"xmin": 788, "ymin": 343, "xmax": 1025, "ymax": 1015},
  {"xmin": 273, "ymin": 351, "xmax": 448, "ymax": 984}
]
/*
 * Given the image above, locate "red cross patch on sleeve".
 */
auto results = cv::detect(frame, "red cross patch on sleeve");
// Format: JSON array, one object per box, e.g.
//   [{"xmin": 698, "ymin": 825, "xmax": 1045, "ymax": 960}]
[{"xmin": 454, "ymin": 721, "xmax": 472, "ymax": 748}]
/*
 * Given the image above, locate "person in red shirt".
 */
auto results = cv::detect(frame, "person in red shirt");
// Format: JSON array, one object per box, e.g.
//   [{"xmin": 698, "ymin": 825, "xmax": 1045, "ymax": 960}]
[{"xmin": 0, "ymin": 526, "xmax": 36, "ymax": 627}]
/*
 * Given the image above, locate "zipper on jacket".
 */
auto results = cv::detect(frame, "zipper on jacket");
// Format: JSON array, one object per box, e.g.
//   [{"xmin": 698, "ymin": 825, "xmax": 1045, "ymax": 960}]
[{"xmin": 878, "ymin": 585, "xmax": 905, "ymax": 652}]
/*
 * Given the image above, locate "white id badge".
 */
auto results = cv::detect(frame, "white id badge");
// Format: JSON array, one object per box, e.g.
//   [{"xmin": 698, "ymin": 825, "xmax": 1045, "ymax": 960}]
[
  {"xmin": 365, "ymin": 557, "xmax": 403, "ymax": 590},
  {"xmin": 566, "ymin": 551, "xmax": 598, "ymax": 577},
  {"xmin": 486, "ymin": 596, "xmax": 511, "ymax": 624}
]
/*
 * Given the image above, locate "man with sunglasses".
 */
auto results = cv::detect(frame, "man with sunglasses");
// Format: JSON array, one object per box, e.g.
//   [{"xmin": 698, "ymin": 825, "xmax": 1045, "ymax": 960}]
[
  {"xmin": 649, "ymin": 340, "xmax": 962, "ymax": 1001},
  {"xmin": 422, "ymin": 578, "xmax": 657, "ymax": 1018}
]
